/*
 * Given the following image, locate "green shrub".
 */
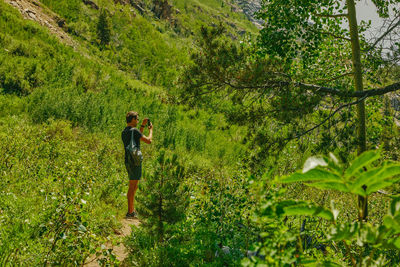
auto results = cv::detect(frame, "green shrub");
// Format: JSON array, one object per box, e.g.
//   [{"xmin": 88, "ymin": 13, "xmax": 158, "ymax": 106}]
[
  {"xmin": 0, "ymin": 115, "xmax": 126, "ymax": 264},
  {"xmin": 246, "ymin": 151, "xmax": 400, "ymax": 266},
  {"xmin": 97, "ymin": 9, "xmax": 111, "ymax": 47}
]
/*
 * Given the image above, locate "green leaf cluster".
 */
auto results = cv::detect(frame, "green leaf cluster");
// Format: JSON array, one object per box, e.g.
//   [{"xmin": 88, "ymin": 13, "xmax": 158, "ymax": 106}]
[{"xmin": 281, "ymin": 150, "xmax": 400, "ymax": 197}]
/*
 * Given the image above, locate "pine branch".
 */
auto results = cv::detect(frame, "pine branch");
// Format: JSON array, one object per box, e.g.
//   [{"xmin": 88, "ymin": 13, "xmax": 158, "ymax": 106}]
[
  {"xmin": 308, "ymin": 72, "xmax": 354, "ymax": 83},
  {"xmin": 289, "ymin": 95, "xmax": 368, "ymax": 140}
]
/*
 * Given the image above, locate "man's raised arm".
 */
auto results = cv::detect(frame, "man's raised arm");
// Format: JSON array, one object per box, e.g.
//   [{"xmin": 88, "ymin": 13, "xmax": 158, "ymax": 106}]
[{"xmin": 141, "ymin": 123, "xmax": 153, "ymax": 144}]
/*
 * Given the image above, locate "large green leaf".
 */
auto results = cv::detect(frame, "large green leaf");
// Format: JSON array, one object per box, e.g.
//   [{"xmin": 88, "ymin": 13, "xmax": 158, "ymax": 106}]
[
  {"xmin": 366, "ymin": 177, "xmax": 400, "ymax": 195},
  {"xmin": 306, "ymin": 181, "xmax": 349, "ymax": 193},
  {"xmin": 328, "ymin": 222, "xmax": 359, "ymax": 241},
  {"xmin": 274, "ymin": 200, "xmax": 306, "ymax": 216},
  {"xmin": 369, "ymin": 165, "xmax": 400, "ymax": 183},
  {"xmin": 283, "ymin": 204, "xmax": 334, "ymax": 221},
  {"xmin": 392, "ymin": 237, "xmax": 400, "ymax": 249},
  {"xmin": 351, "ymin": 167, "xmax": 383, "ymax": 189},
  {"xmin": 390, "ymin": 198, "xmax": 400, "ymax": 216},
  {"xmin": 350, "ymin": 165, "xmax": 400, "ymax": 196},
  {"xmin": 350, "ymin": 186, "xmax": 368, "ymax": 197},
  {"xmin": 345, "ymin": 150, "xmax": 380, "ymax": 179},
  {"xmin": 383, "ymin": 216, "xmax": 400, "ymax": 232},
  {"xmin": 281, "ymin": 169, "xmax": 341, "ymax": 184}
]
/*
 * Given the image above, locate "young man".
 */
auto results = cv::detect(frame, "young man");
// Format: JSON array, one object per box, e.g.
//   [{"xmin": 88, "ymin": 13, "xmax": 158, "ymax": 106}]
[{"xmin": 121, "ymin": 111, "xmax": 153, "ymax": 218}]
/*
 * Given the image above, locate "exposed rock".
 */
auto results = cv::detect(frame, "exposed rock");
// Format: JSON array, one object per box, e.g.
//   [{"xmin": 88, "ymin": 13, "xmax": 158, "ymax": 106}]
[
  {"xmin": 25, "ymin": 9, "xmax": 37, "ymax": 19},
  {"xmin": 228, "ymin": 3, "xmax": 242, "ymax": 13},
  {"xmin": 129, "ymin": 0, "xmax": 145, "ymax": 15},
  {"xmin": 82, "ymin": 0, "xmax": 99, "ymax": 10},
  {"xmin": 129, "ymin": 8, "xmax": 137, "ymax": 17},
  {"xmin": 9, "ymin": 1, "xmax": 18, "ymax": 8},
  {"xmin": 28, "ymin": 12, "xmax": 36, "ymax": 19},
  {"xmin": 152, "ymin": 0, "xmax": 173, "ymax": 20},
  {"xmin": 230, "ymin": 0, "xmax": 263, "ymax": 29},
  {"xmin": 24, "ymin": 8, "xmax": 34, "ymax": 14},
  {"xmin": 57, "ymin": 18, "xmax": 66, "ymax": 28},
  {"xmin": 391, "ymin": 96, "xmax": 400, "ymax": 111},
  {"xmin": 4, "ymin": 0, "xmax": 77, "ymax": 48}
]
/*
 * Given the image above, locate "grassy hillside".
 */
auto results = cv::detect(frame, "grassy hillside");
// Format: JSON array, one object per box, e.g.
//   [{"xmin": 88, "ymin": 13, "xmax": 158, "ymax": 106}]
[
  {"xmin": 33, "ymin": 0, "xmax": 257, "ymax": 87},
  {"xmin": 2, "ymin": 0, "xmax": 400, "ymax": 266},
  {"xmin": 0, "ymin": 0, "xmax": 257, "ymax": 264}
]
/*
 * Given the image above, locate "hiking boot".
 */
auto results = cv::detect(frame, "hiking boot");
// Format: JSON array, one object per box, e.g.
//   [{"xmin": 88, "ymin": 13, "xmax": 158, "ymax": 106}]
[{"xmin": 125, "ymin": 211, "xmax": 138, "ymax": 219}]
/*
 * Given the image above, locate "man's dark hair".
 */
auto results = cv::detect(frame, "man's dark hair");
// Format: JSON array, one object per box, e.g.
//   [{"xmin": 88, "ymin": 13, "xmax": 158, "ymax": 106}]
[{"xmin": 126, "ymin": 111, "xmax": 139, "ymax": 123}]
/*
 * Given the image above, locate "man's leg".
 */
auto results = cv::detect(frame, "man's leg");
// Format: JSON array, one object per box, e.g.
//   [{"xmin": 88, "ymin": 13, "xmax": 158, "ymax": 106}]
[{"xmin": 127, "ymin": 180, "xmax": 139, "ymax": 214}]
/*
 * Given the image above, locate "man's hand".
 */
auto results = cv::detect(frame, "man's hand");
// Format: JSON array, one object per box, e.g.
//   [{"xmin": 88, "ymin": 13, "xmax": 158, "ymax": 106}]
[
  {"xmin": 148, "ymin": 122, "xmax": 153, "ymax": 130},
  {"xmin": 142, "ymin": 118, "xmax": 148, "ymax": 126}
]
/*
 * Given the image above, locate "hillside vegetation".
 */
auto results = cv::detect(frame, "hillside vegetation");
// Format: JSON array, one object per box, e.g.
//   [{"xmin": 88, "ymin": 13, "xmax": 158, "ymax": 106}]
[
  {"xmin": 0, "ymin": 0, "xmax": 255, "ymax": 264},
  {"xmin": 2, "ymin": 0, "xmax": 400, "ymax": 266}
]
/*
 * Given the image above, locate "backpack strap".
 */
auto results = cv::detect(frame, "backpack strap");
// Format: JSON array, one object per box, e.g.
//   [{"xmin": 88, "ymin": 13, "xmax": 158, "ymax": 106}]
[{"xmin": 130, "ymin": 127, "xmax": 139, "ymax": 147}]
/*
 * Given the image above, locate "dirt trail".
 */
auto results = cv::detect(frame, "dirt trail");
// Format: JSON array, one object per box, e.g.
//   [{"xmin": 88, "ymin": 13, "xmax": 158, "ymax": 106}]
[
  {"xmin": 85, "ymin": 218, "xmax": 140, "ymax": 266},
  {"xmin": 4, "ymin": 0, "xmax": 77, "ymax": 47}
]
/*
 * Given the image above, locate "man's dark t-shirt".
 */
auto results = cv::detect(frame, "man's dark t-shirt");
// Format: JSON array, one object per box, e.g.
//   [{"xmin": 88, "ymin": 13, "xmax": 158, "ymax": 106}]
[{"xmin": 121, "ymin": 127, "xmax": 143, "ymax": 164}]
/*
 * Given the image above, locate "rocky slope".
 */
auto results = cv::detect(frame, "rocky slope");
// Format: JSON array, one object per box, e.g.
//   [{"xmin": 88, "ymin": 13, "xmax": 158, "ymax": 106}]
[
  {"xmin": 4, "ymin": 0, "xmax": 77, "ymax": 47},
  {"xmin": 231, "ymin": 0, "xmax": 263, "ymax": 28}
]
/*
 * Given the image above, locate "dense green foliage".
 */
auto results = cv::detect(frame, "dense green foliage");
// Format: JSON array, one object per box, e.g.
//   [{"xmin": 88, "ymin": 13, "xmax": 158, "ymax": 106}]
[
  {"xmin": 0, "ymin": 116, "xmax": 122, "ymax": 265},
  {"xmin": 0, "ymin": 0, "xmax": 252, "ymax": 264},
  {"xmin": 2, "ymin": 0, "xmax": 400, "ymax": 266},
  {"xmin": 244, "ymin": 151, "xmax": 400, "ymax": 266},
  {"xmin": 127, "ymin": 151, "xmax": 189, "ymax": 266},
  {"xmin": 137, "ymin": 151, "xmax": 188, "ymax": 241}
]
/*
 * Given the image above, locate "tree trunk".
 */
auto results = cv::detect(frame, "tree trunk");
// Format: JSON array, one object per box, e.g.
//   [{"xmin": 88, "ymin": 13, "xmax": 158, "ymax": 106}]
[{"xmin": 346, "ymin": 0, "xmax": 368, "ymax": 221}]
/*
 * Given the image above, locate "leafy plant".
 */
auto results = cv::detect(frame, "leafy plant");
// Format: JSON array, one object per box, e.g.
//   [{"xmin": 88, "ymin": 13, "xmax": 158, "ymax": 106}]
[{"xmin": 247, "ymin": 150, "xmax": 400, "ymax": 266}]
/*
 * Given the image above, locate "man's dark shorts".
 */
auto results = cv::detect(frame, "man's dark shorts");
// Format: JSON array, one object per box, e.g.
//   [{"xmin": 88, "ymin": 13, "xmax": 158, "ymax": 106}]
[{"xmin": 125, "ymin": 162, "xmax": 142, "ymax": 180}]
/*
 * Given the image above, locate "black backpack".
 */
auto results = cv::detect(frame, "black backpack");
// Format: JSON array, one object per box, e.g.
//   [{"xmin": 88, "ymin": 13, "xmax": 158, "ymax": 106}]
[{"xmin": 126, "ymin": 128, "xmax": 143, "ymax": 166}]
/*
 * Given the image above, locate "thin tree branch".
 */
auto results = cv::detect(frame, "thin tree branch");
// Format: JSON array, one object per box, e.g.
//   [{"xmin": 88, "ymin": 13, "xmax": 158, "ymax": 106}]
[
  {"xmin": 183, "ymin": 82, "xmax": 226, "ymax": 100},
  {"xmin": 289, "ymin": 95, "xmax": 367, "ymax": 140},
  {"xmin": 309, "ymin": 72, "xmax": 354, "ymax": 83},
  {"xmin": 320, "ymin": 31, "xmax": 352, "ymax": 41},
  {"xmin": 313, "ymin": 13, "xmax": 348, "ymax": 18},
  {"xmin": 366, "ymin": 16, "xmax": 400, "ymax": 52},
  {"xmin": 191, "ymin": 76, "xmax": 400, "ymax": 100}
]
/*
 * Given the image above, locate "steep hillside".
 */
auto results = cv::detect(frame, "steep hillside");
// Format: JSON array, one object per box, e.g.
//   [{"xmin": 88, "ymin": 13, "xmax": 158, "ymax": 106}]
[
  {"xmin": 3, "ymin": 0, "xmax": 258, "ymax": 88},
  {"xmin": 4, "ymin": 0, "xmax": 77, "ymax": 47},
  {"xmin": 0, "ymin": 0, "xmax": 254, "ymax": 264}
]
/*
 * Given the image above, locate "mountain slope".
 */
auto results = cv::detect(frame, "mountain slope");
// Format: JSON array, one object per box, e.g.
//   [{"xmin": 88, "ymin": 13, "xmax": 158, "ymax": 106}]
[{"xmin": 0, "ymin": 0, "xmax": 258, "ymax": 264}]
